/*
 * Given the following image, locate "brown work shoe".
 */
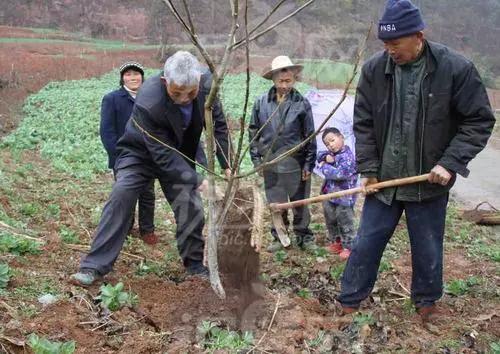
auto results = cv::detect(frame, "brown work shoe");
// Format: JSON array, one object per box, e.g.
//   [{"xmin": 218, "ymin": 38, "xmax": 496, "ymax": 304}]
[
  {"xmin": 341, "ymin": 306, "xmax": 358, "ymax": 315},
  {"xmin": 334, "ymin": 300, "xmax": 359, "ymax": 316},
  {"xmin": 141, "ymin": 232, "xmax": 159, "ymax": 245},
  {"xmin": 416, "ymin": 304, "xmax": 444, "ymax": 324},
  {"xmin": 416, "ymin": 305, "xmax": 436, "ymax": 320}
]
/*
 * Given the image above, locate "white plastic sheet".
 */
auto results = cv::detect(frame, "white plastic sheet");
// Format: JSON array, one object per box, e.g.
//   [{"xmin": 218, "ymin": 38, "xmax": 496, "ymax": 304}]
[{"xmin": 304, "ymin": 89, "xmax": 356, "ymax": 178}]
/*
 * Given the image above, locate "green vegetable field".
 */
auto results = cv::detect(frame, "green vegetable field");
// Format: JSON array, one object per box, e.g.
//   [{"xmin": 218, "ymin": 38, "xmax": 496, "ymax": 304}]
[{"xmin": 2, "ymin": 70, "xmax": 311, "ymax": 179}]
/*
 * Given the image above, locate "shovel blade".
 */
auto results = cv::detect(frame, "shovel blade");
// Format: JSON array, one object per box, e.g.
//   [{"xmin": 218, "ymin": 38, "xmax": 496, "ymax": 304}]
[{"xmin": 271, "ymin": 211, "xmax": 291, "ymax": 247}]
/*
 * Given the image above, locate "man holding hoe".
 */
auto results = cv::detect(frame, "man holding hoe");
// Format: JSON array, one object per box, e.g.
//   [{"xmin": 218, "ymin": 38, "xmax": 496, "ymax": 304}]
[{"xmin": 337, "ymin": 0, "xmax": 495, "ymax": 322}]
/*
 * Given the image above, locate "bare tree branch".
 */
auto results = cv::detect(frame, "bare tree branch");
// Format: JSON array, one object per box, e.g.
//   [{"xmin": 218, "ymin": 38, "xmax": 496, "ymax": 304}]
[
  {"xmin": 236, "ymin": 24, "xmax": 373, "ymax": 179},
  {"xmin": 132, "ymin": 118, "xmax": 224, "ymax": 179},
  {"xmin": 161, "ymin": 0, "xmax": 216, "ymax": 74},
  {"xmin": 232, "ymin": 0, "xmax": 315, "ymax": 50},
  {"xmin": 217, "ymin": 0, "xmax": 251, "ymax": 226},
  {"xmin": 238, "ymin": 103, "xmax": 282, "ymax": 167},
  {"xmin": 159, "ymin": 0, "xmax": 335, "ymax": 300},
  {"xmin": 231, "ymin": 0, "xmax": 252, "ymax": 174},
  {"xmin": 203, "ymin": 0, "xmax": 240, "ymax": 300},
  {"xmin": 181, "ymin": 0, "xmax": 196, "ymax": 34},
  {"xmin": 246, "ymin": 0, "xmax": 288, "ymax": 37}
]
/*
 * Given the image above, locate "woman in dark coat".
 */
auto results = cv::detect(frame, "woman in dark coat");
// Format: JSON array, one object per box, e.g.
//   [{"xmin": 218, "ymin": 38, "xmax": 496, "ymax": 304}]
[{"xmin": 99, "ymin": 61, "xmax": 158, "ymax": 245}]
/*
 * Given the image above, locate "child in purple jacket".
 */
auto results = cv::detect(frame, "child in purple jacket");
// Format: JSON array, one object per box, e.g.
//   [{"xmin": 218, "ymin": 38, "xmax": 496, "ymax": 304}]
[{"xmin": 317, "ymin": 128, "xmax": 358, "ymax": 260}]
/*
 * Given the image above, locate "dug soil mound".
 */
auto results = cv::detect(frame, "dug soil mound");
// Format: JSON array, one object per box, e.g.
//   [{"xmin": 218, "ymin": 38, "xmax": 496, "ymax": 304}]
[{"xmin": 218, "ymin": 187, "xmax": 265, "ymax": 330}]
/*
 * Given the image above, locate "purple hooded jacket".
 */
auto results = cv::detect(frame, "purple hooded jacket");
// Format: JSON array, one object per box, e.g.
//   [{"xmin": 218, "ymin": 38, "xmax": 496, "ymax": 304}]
[{"xmin": 317, "ymin": 145, "xmax": 358, "ymax": 207}]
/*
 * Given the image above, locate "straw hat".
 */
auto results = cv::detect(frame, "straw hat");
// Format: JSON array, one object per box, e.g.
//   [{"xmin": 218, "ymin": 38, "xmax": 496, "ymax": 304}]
[{"xmin": 262, "ymin": 55, "xmax": 303, "ymax": 80}]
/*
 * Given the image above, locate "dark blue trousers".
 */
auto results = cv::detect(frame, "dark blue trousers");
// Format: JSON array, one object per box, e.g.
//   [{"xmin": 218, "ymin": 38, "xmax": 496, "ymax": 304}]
[
  {"xmin": 81, "ymin": 165, "xmax": 204, "ymax": 275},
  {"xmin": 338, "ymin": 194, "xmax": 448, "ymax": 309}
]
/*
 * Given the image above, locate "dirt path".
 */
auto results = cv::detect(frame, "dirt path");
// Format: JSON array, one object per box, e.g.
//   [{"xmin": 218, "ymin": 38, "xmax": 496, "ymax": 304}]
[{"xmin": 451, "ymin": 137, "xmax": 500, "ymax": 210}]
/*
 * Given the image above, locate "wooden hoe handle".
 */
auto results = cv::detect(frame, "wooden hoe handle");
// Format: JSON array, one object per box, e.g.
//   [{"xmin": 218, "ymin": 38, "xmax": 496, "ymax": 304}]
[{"xmin": 269, "ymin": 174, "xmax": 430, "ymax": 211}]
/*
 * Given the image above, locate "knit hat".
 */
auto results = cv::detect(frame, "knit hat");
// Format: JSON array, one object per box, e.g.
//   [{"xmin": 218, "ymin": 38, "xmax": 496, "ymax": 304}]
[
  {"xmin": 378, "ymin": 0, "xmax": 425, "ymax": 40},
  {"xmin": 119, "ymin": 61, "xmax": 144, "ymax": 76}
]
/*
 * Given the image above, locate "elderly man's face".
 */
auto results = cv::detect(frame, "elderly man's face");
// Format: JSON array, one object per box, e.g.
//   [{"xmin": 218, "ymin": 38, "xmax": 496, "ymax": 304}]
[
  {"xmin": 383, "ymin": 32, "xmax": 424, "ymax": 65},
  {"xmin": 163, "ymin": 80, "xmax": 199, "ymax": 106},
  {"xmin": 273, "ymin": 70, "xmax": 296, "ymax": 98}
]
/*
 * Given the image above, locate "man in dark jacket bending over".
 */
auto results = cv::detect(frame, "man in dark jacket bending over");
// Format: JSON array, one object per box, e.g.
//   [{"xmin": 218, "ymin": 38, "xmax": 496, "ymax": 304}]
[
  {"xmin": 71, "ymin": 51, "xmax": 231, "ymax": 286},
  {"xmin": 338, "ymin": 0, "xmax": 495, "ymax": 321}
]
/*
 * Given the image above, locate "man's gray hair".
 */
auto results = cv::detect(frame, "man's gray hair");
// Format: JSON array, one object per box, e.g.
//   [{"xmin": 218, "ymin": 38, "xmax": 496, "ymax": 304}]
[{"xmin": 163, "ymin": 51, "xmax": 202, "ymax": 86}]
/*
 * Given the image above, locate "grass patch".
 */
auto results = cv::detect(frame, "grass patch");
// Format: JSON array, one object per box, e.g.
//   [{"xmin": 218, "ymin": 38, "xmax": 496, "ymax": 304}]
[
  {"xmin": 0, "ymin": 232, "xmax": 41, "ymax": 255},
  {"xmin": 444, "ymin": 276, "xmax": 481, "ymax": 297},
  {"xmin": 27, "ymin": 333, "xmax": 76, "ymax": 354},
  {"xmin": 468, "ymin": 239, "xmax": 500, "ymax": 263},
  {"xmin": 299, "ymin": 59, "xmax": 360, "ymax": 86},
  {"xmin": 306, "ymin": 330, "xmax": 326, "ymax": 349},
  {"xmin": 19, "ymin": 202, "xmax": 40, "ymax": 217},
  {"xmin": 353, "ymin": 312, "xmax": 375, "ymax": 326},
  {"xmin": 2, "ymin": 71, "xmax": 309, "ymax": 178},
  {"xmin": 378, "ymin": 258, "xmax": 393, "ymax": 273},
  {"xmin": 59, "ymin": 226, "xmax": 80, "ymax": 244},
  {"xmin": 197, "ymin": 321, "xmax": 253, "ymax": 352},
  {"xmin": 12, "ymin": 277, "xmax": 61, "ymax": 300},
  {"xmin": 330, "ymin": 263, "xmax": 345, "ymax": 281},
  {"xmin": 490, "ymin": 341, "xmax": 500, "ymax": 354},
  {"xmin": 297, "ymin": 288, "xmax": 312, "ymax": 299},
  {"xmin": 273, "ymin": 249, "xmax": 288, "ymax": 264}
]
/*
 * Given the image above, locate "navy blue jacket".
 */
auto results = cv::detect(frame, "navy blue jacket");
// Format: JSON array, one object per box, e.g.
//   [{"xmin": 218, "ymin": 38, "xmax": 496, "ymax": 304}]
[{"xmin": 99, "ymin": 87, "xmax": 134, "ymax": 169}]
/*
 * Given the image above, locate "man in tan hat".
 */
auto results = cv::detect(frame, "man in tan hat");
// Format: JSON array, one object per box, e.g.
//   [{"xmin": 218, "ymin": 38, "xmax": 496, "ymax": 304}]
[{"xmin": 248, "ymin": 55, "xmax": 317, "ymax": 252}]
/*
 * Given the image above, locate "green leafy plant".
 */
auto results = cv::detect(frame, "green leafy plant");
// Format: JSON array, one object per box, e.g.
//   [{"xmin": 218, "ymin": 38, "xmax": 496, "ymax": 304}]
[
  {"xmin": 0, "ymin": 232, "xmax": 41, "ymax": 255},
  {"xmin": 59, "ymin": 227, "xmax": 79, "ymax": 244},
  {"xmin": 197, "ymin": 320, "xmax": 253, "ymax": 352},
  {"xmin": 306, "ymin": 330, "xmax": 326, "ymax": 348},
  {"xmin": 1, "ymin": 71, "xmax": 308, "ymax": 178},
  {"xmin": 135, "ymin": 260, "xmax": 164, "ymax": 276},
  {"xmin": 47, "ymin": 204, "xmax": 61, "ymax": 218},
  {"xmin": 353, "ymin": 312, "xmax": 375, "ymax": 326},
  {"xmin": 329, "ymin": 263, "xmax": 346, "ymax": 280},
  {"xmin": 378, "ymin": 259, "xmax": 393, "ymax": 273},
  {"xmin": 490, "ymin": 341, "xmax": 500, "ymax": 354},
  {"xmin": 469, "ymin": 241, "xmax": 500, "ymax": 263},
  {"xmin": 445, "ymin": 277, "xmax": 481, "ymax": 297},
  {"xmin": 96, "ymin": 282, "xmax": 138, "ymax": 311},
  {"xmin": 27, "ymin": 333, "xmax": 75, "ymax": 354},
  {"xmin": 402, "ymin": 298, "xmax": 416, "ymax": 315},
  {"xmin": 0, "ymin": 263, "xmax": 11, "ymax": 288},
  {"xmin": 274, "ymin": 249, "xmax": 288, "ymax": 264},
  {"xmin": 309, "ymin": 223, "xmax": 325, "ymax": 232},
  {"xmin": 313, "ymin": 247, "xmax": 329, "ymax": 258},
  {"xmin": 19, "ymin": 202, "xmax": 39, "ymax": 217},
  {"xmin": 297, "ymin": 288, "xmax": 312, "ymax": 299}
]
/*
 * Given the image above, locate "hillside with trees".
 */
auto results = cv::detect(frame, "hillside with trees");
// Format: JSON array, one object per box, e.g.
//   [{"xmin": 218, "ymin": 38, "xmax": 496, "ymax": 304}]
[{"xmin": 1, "ymin": 0, "xmax": 499, "ymax": 87}]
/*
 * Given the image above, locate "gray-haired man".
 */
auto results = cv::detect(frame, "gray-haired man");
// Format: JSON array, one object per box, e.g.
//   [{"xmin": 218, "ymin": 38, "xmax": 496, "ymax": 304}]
[{"xmin": 71, "ymin": 51, "xmax": 231, "ymax": 285}]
